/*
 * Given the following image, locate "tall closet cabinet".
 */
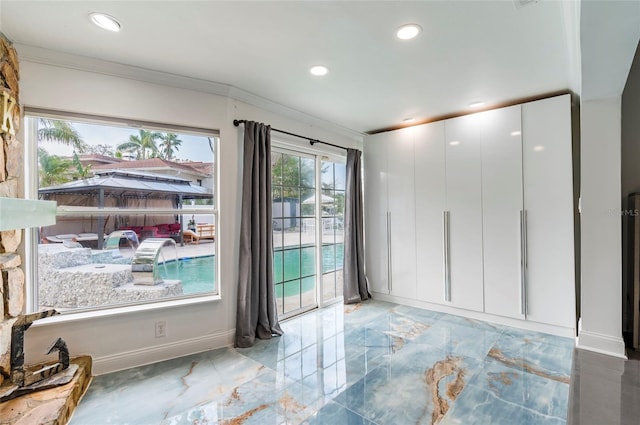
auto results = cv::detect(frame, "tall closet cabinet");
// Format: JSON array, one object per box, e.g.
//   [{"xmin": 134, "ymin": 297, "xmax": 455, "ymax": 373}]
[{"xmin": 364, "ymin": 94, "xmax": 575, "ymax": 333}]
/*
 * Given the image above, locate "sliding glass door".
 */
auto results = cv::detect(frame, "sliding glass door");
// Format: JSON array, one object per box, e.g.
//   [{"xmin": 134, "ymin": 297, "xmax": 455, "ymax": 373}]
[
  {"xmin": 271, "ymin": 148, "xmax": 345, "ymax": 318},
  {"xmin": 320, "ymin": 160, "xmax": 346, "ymax": 303},
  {"xmin": 272, "ymin": 150, "xmax": 317, "ymax": 316}
]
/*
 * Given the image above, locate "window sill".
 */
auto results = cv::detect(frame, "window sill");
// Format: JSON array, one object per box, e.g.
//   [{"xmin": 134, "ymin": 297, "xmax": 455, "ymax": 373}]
[{"xmin": 31, "ymin": 294, "xmax": 222, "ymax": 327}]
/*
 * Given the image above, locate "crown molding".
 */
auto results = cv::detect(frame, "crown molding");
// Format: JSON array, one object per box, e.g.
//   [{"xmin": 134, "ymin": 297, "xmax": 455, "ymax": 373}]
[
  {"xmin": 227, "ymin": 85, "xmax": 364, "ymax": 141},
  {"xmin": 15, "ymin": 44, "xmax": 364, "ymax": 141}
]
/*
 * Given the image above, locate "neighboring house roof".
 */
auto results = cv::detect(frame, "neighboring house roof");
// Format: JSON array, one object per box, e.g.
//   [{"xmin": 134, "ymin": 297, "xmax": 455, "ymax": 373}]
[
  {"xmin": 39, "ymin": 169, "xmax": 212, "ymax": 199},
  {"xmin": 92, "ymin": 158, "xmax": 212, "ymax": 177},
  {"xmin": 78, "ymin": 154, "xmax": 122, "ymax": 165}
]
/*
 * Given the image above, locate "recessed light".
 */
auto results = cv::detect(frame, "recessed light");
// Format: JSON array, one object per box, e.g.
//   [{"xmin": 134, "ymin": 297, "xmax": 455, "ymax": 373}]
[
  {"xmin": 310, "ymin": 65, "xmax": 328, "ymax": 76},
  {"xmin": 510, "ymin": 130, "xmax": 521, "ymax": 136},
  {"xmin": 396, "ymin": 24, "xmax": 422, "ymax": 40},
  {"xmin": 469, "ymin": 101, "xmax": 485, "ymax": 108},
  {"xmin": 533, "ymin": 145, "xmax": 545, "ymax": 152},
  {"xmin": 90, "ymin": 12, "xmax": 121, "ymax": 32},
  {"xmin": 449, "ymin": 141, "xmax": 460, "ymax": 146}
]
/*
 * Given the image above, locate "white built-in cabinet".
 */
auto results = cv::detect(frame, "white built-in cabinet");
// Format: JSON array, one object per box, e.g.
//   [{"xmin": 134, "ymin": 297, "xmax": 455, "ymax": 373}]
[
  {"xmin": 364, "ymin": 94, "xmax": 575, "ymax": 332},
  {"xmin": 443, "ymin": 114, "xmax": 485, "ymax": 312},
  {"xmin": 364, "ymin": 127, "xmax": 416, "ymax": 298},
  {"xmin": 480, "ymin": 105, "xmax": 524, "ymax": 320},
  {"xmin": 521, "ymin": 96, "xmax": 575, "ymax": 328},
  {"xmin": 414, "ymin": 122, "xmax": 446, "ymax": 304}
]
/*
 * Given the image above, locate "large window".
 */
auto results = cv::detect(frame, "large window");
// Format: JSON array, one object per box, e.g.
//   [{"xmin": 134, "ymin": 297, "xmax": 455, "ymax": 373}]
[{"xmin": 26, "ymin": 112, "xmax": 218, "ymax": 313}]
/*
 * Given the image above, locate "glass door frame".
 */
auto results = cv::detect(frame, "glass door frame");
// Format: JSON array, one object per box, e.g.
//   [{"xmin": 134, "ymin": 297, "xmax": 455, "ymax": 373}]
[{"xmin": 271, "ymin": 142, "xmax": 345, "ymax": 319}]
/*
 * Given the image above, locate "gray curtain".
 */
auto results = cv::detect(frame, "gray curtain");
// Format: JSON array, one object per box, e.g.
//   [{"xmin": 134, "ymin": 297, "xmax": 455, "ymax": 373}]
[
  {"xmin": 343, "ymin": 148, "xmax": 370, "ymax": 304},
  {"xmin": 235, "ymin": 121, "xmax": 283, "ymax": 348}
]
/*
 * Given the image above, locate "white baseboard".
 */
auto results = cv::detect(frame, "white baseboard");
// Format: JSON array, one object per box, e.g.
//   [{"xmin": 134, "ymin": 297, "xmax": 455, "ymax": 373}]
[
  {"xmin": 92, "ymin": 329, "xmax": 236, "ymax": 375},
  {"xmin": 577, "ymin": 328, "xmax": 627, "ymax": 359},
  {"xmin": 371, "ymin": 291, "xmax": 576, "ymax": 338}
]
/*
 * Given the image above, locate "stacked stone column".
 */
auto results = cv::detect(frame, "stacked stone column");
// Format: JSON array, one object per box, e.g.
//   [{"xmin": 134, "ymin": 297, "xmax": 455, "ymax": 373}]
[{"xmin": 0, "ymin": 33, "xmax": 23, "ymax": 387}]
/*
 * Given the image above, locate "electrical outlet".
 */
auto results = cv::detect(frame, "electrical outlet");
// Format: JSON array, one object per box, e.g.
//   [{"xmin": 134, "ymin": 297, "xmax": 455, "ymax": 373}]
[{"xmin": 155, "ymin": 320, "xmax": 167, "ymax": 338}]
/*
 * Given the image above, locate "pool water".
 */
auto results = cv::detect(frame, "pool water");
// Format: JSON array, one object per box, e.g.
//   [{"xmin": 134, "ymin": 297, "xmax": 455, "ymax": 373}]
[
  {"xmin": 159, "ymin": 244, "xmax": 344, "ymax": 296},
  {"xmin": 158, "ymin": 256, "xmax": 216, "ymax": 295}
]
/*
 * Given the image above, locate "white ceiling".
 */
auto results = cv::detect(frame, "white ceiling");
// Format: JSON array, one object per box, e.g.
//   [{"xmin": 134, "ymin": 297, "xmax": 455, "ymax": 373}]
[{"xmin": 1, "ymin": 1, "xmax": 577, "ymax": 134}]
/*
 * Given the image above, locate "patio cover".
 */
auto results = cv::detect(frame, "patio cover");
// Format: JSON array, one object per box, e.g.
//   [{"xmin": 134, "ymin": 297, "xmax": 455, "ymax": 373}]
[{"xmin": 39, "ymin": 170, "xmax": 213, "ymax": 248}]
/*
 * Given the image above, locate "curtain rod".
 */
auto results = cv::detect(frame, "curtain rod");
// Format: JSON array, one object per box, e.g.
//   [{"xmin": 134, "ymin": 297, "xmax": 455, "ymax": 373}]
[{"xmin": 233, "ymin": 119, "xmax": 347, "ymax": 151}]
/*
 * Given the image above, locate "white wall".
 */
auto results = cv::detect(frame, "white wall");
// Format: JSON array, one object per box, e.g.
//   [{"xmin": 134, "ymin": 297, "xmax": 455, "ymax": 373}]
[
  {"xmin": 578, "ymin": 97, "xmax": 626, "ymax": 358},
  {"xmin": 19, "ymin": 59, "xmax": 362, "ymax": 374}
]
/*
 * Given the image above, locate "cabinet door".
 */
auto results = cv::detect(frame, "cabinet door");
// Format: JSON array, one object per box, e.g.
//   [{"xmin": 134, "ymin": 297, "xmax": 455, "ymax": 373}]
[
  {"xmin": 482, "ymin": 105, "xmax": 525, "ymax": 319},
  {"xmin": 414, "ymin": 121, "xmax": 446, "ymax": 303},
  {"xmin": 445, "ymin": 115, "xmax": 484, "ymax": 312},
  {"xmin": 387, "ymin": 127, "xmax": 417, "ymax": 298},
  {"xmin": 522, "ymin": 94, "xmax": 575, "ymax": 328},
  {"xmin": 364, "ymin": 132, "xmax": 389, "ymax": 294}
]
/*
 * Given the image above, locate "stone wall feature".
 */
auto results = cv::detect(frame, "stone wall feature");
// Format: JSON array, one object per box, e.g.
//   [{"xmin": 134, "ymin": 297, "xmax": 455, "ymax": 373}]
[{"xmin": 6, "ymin": 267, "xmax": 24, "ymax": 316}]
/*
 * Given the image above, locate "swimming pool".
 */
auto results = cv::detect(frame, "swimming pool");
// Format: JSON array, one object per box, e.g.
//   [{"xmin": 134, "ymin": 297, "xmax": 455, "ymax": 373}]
[{"xmin": 158, "ymin": 244, "xmax": 344, "ymax": 295}]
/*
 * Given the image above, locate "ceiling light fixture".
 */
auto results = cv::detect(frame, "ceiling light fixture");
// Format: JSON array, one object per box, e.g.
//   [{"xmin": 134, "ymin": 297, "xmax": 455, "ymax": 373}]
[
  {"xmin": 90, "ymin": 13, "xmax": 121, "ymax": 32},
  {"xmin": 396, "ymin": 24, "xmax": 422, "ymax": 40},
  {"xmin": 511, "ymin": 130, "xmax": 521, "ymax": 136},
  {"xmin": 449, "ymin": 141, "xmax": 460, "ymax": 146},
  {"xmin": 310, "ymin": 65, "xmax": 329, "ymax": 76},
  {"xmin": 468, "ymin": 101, "xmax": 485, "ymax": 108}
]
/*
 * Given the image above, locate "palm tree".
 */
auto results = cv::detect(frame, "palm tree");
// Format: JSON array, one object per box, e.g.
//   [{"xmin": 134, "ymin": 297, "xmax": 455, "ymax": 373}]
[
  {"xmin": 117, "ymin": 129, "xmax": 161, "ymax": 160},
  {"xmin": 72, "ymin": 152, "xmax": 92, "ymax": 179},
  {"xmin": 158, "ymin": 133, "xmax": 182, "ymax": 160},
  {"xmin": 38, "ymin": 119, "xmax": 87, "ymax": 152},
  {"xmin": 38, "ymin": 148, "xmax": 73, "ymax": 186}
]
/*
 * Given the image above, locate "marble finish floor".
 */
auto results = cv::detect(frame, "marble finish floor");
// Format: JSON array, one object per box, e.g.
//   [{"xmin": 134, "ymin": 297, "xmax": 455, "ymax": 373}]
[{"xmin": 70, "ymin": 300, "xmax": 574, "ymax": 424}]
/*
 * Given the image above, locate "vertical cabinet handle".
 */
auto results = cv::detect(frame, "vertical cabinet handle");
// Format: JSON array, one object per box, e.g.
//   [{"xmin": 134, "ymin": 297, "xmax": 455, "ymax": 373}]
[
  {"xmin": 443, "ymin": 211, "xmax": 451, "ymax": 302},
  {"xmin": 520, "ymin": 210, "xmax": 529, "ymax": 316},
  {"xmin": 386, "ymin": 211, "xmax": 392, "ymax": 293}
]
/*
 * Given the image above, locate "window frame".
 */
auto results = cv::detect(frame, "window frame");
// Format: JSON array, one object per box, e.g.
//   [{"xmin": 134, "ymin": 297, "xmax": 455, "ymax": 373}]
[{"xmin": 24, "ymin": 108, "xmax": 220, "ymax": 314}]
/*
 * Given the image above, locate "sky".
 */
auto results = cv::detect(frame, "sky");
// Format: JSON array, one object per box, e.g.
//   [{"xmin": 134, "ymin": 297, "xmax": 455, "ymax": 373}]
[{"xmin": 39, "ymin": 119, "xmax": 215, "ymax": 163}]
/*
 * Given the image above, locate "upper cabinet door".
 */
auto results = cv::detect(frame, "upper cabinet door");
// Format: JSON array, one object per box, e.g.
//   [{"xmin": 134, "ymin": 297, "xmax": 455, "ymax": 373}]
[
  {"xmin": 363, "ymin": 132, "xmax": 390, "ymax": 294},
  {"xmin": 414, "ymin": 121, "xmax": 446, "ymax": 304},
  {"xmin": 387, "ymin": 127, "xmax": 417, "ymax": 299},
  {"xmin": 445, "ymin": 114, "xmax": 484, "ymax": 312},
  {"xmin": 481, "ymin": 105, "xmax": 525, "ymax": 319},
  {"xmin": 522, "ymin": 94, "xmax": 575, "ymax": 328}
]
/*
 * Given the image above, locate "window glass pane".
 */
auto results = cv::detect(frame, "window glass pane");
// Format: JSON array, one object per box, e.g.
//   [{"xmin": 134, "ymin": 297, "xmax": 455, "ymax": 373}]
[
  {"xmin": 32, "ymin": 115, "xmax": 217, "ymax": 312},
  {"xmin": 300, "ymin": 247, "xmax": 316, "ymax": 278},
  {"xmin": 271, "ymin": 152, "xmax": 283, "ymax": 186},
  {"xmin": 300, "ymin": 157, "xmax": 315, "ymax": 188},
  {"xmin": 275, "ymin": 283, "xmax": 284, "ymax": 315},
  {"xmin": 273, "ymin": 218, "xmax": 284, "ymax": 249},
  {"xmin": 321, "ymin": 161, "xmax": 334, "ymax": 189},
  {"xmin": 284, "ymin": 279, "xmax": 302, "ymax": 313},
  {"xmin": 301, "ymin": 276, "xmax": 316, "ymax": 309},
  {"xmin": 272, "ymin": 187, "xmax": 283, "ymax": 219},
  {"xmin": 335, "ymin": 162, "xmax": 346, "ymax": 190},
  {"xmin": 323, "ymin": 272, "xmax": 336, "ymax": 301},
  {"xmin": 283, "ymin": 248, "xmax": 301, "ymax": 281},
  {"xmin": 321, "ymin": 189, "xmax": 334, "ymax": 217},
  {"xmin": 322, "ymin": 244, "xmax": 336, "ymax": 273},
  {"xmin": 280, "ymin": 154, "xmax": 300, "ymax": 187},
  {"xmin": 273, "ymin": 249, "xmax": 283, "ymax": 284},
  {"xmin": 300, "ymin": 188, "xmax": 315, "ymax": 217}
]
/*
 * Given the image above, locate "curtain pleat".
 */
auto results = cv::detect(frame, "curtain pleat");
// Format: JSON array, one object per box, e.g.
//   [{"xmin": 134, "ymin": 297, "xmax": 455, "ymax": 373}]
[
  {"xmin": 343, "ymin": 148, "xmax": 370, "ymax": 304},
  {"xmin": 235, "ymin": 121, "xmax": 283, "ymax": 348}
]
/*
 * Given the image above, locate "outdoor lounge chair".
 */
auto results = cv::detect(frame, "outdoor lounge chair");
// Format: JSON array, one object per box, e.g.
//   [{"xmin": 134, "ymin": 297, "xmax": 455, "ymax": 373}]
[{"xmin": 182, "ymin": 229, "xmax": 200, "ymax": 244}]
